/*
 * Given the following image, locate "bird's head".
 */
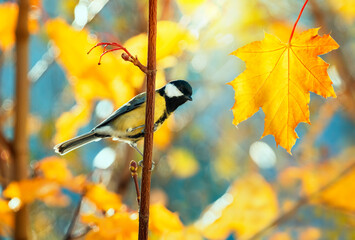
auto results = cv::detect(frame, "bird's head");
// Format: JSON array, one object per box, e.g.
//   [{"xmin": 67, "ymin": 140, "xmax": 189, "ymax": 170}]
[{"xmin": 162, "ymin": 80, "xmax": 192, "ymax": 113}]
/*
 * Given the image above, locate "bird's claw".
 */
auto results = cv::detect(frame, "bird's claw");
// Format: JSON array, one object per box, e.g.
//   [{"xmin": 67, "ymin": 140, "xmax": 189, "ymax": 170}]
[{"xmin": 138, "ymin": 160, "xmax": 155, "ymax": 171}]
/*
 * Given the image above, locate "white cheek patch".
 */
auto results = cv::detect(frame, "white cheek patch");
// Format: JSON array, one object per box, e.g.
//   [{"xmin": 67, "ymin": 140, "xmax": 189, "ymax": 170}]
[{"xmin": 165, "ymin": 83, "xmax": 183, "ymax": 98}]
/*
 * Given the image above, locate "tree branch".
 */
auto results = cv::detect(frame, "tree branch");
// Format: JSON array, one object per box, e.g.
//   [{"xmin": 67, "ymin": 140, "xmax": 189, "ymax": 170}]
[
  {"xmin": 138, "ymin": 0, "xmax": 157, "ymax": 239},
  {"xmin": 14, "ymin": 0, "xmax": 30, "ymax": 239},
  {"xmin": 246, "ymin": 160, "xmax": 355, "ymax": 240}
]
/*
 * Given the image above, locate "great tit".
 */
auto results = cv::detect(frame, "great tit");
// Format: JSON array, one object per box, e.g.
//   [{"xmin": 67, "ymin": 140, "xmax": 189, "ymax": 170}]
[{"xmin": 54, "ymin": 80, "xmax": 192, "ymax": 155}]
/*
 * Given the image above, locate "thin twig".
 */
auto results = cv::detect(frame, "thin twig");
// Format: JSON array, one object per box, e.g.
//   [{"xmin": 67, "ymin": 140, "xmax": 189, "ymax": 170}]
[
  {"xmin": 64, "ymin": 194, "xmax": 84, "ymax": 240},
  {"xmin": 129, "ymin": 160, "xmax": 140, "ymax": 206},
  {"xmin": 246, "ymin": 160, "xmax": 355, "ymax": 240},
  {"xmin": 87, "ymin": 42, "xmax": 147, "ymax": 73},
  {"xmin": 138, "ymin": 0, "xmax": 158, "ymax": 239},
  {"xmin": 13, "ymin": 0, "xmax": 31, "ymax": 239},
  {"xmin": 0, "ymin": 131, "xmax": 12, "ymax": 154}
]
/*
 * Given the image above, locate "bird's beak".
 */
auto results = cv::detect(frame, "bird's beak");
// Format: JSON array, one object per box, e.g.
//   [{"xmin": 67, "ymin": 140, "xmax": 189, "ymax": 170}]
[{"xmin": 186, "ymin": 96, "xmax": 192, "ymax": 101}]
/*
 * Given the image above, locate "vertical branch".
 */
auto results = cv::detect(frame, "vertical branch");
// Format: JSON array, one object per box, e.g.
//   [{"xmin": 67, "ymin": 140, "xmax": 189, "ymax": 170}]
[
  {"xmin": 14, "ymin": 0, "xmax": 30, "ymax": 239},
  {"xmin": 138, "ymin": 0, "xmax": 157, "ymax": 239}
]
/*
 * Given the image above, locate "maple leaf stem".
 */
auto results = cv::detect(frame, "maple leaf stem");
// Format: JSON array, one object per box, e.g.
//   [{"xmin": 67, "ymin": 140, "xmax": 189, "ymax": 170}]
[{"xmin": 288, "ymin": 0, "xmax": 309, "ymax": 44}]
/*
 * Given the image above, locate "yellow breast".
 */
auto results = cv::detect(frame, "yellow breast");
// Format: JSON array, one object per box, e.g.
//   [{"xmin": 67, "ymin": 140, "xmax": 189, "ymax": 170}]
[{"xmin": 112, "ymin": 93, "xmax": 167, "ymax": 138}]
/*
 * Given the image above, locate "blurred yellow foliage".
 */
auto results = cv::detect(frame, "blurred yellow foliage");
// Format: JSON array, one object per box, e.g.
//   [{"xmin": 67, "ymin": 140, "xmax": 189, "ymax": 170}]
[
  {"xmin": 270, "ymin": 232, "xmax": 292, "ymax": 240},
  {"xmin": 298, "ymin": 227, "xmax": 321, "ymax": 240},
  {"xmin": 328, "ymin": 0, "xmax": 355, "ymax": 23},
  {"xmin": 48, "ymin": 19, "xmax": 197, "ymax": 150},
  {"xmin": 3, "ymin": 179, "xmax": 65, "ymax": 206},
  {"xmin": 149, "ymin": 203, "xmax": 184, "ymax": 235},
  {"xmin": 167, "ymin": 148, "xmax": 199, "ymax": 178},
  {"xmin": 83, "ymin": 203, "xmax": 188, "ymax": 240},
  {"xmin": 302, "ymin": 159, "xmax": 355, "ymax": 211},
  {"xmin": 34, "ymin": 156, "xmax": 73, "ymax": 183},
  {"xmin": 0, "ymin": 2, "xmax": 38, "ymax": 51},
  {"xmin": 0, "ymin": 199, "xmax": 13, "ymax": 237},
  {"xmin": 280, "ymin": 148, "xmax": 355, "ymax": 211},
  {"xmin": 195, "ymin": 174, "xmax": 278, "ymax": 239},
  {"xmin": 82, "ymin": 212, "xmax": 139, "ymax": 240},
  {"xmin": 176, "ymin": 0, "xmax": 206, "ymax": 15},
  {"xmin": 84, "ymin": 184, "xmax": 123, "ymax": 212}
]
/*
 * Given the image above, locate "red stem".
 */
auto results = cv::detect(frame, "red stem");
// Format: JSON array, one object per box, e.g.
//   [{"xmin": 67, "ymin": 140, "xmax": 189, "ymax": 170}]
[{"xmin": 288, "ymin": 0, "xmax": 309, "ymax": 44}]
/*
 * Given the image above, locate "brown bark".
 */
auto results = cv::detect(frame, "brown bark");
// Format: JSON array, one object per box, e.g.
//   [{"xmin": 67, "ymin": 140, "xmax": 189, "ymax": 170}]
[
  {"xmin": 138, "ymin": 0, "xmax": 158, "ymax": 238},
  {"xmin": 14, "ymin": 0, "xmax": 31, "ymax": 239}
]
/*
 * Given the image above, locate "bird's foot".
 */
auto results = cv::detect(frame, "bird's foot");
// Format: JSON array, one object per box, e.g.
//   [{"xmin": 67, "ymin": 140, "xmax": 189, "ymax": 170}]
[{"xmin": 138, "ymin": 160, "xmax": 155, "ymax": 171}]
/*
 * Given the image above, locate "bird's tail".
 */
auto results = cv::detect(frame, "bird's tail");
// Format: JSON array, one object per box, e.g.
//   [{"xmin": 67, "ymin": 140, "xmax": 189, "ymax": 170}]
[{"xmin": 54, "ymin": 132, "xmax": 100, "ymax": 155}]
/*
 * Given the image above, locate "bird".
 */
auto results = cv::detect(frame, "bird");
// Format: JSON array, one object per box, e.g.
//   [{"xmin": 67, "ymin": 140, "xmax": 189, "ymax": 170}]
[{"xmin": 54, "ymin": 80, "xmax": 192, "ymax": 156}]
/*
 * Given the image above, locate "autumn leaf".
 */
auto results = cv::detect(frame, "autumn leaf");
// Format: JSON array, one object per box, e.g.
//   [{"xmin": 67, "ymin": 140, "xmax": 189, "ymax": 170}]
[
  {"xmin": 195, "ymin": 174, "xmax": 278, "ymax": 239},
  {"xmin": 229, "ymin": 28, "xmax": 339, "ymax": 153}
]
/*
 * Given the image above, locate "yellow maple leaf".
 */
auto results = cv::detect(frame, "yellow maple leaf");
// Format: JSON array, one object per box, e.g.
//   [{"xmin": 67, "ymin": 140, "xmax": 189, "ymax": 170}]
[
  {"xmin": 195, "ymin": 174, "xmax": 278, "ymax": 239},
  {"xmin": 229, "ymin": 28, "xmax": 338, "ymax": 153}
]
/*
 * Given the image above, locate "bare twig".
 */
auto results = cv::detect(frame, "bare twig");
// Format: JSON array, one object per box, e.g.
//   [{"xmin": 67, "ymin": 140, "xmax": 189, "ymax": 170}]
[
  {"xmin": 0, "ymin": 131, "xmax": 12, "ymax": 154},
  {"xmin": 87, "ymin": 42, "xmax": 147, "ymax": 73},
  {"xmin": 129, "ymin": 160, "xmax": 140, "ymax": 206},
  {"xmin": 14, "ymin": 0, "xmax": 30, "ymax": 239},
  {"xmin": 246, "ymin": 160, "xmax": 355, "ymax": 240},
  {"xmin": 64, "ymin": 195, "xmax": 84, "ymax": 240},
  {"xmin": 138, "ymin": 0, "xmax": 158, "ymax": 239}
]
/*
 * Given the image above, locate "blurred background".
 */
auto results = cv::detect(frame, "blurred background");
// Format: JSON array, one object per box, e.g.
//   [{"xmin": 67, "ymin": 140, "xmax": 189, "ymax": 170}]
[{"xmin": 0, "ymin": 0, "xmax": 355, "ymax": 239}]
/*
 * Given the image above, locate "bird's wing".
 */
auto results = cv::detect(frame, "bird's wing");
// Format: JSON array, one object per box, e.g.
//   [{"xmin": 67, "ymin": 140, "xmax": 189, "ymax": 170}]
[{"xmin": 94, "ymin": 92, "xmax": 146, "ymax": 129}]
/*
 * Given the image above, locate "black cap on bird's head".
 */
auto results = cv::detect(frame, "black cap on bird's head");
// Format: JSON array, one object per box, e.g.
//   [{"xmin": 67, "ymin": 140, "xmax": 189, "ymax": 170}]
[
  {"xmin": 162, "ymin": 80, "xmax": 193, "ymax": 113},
  {"xmin": 165, "ymin": 80, "xmax": 192, "ymax": 100}
]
